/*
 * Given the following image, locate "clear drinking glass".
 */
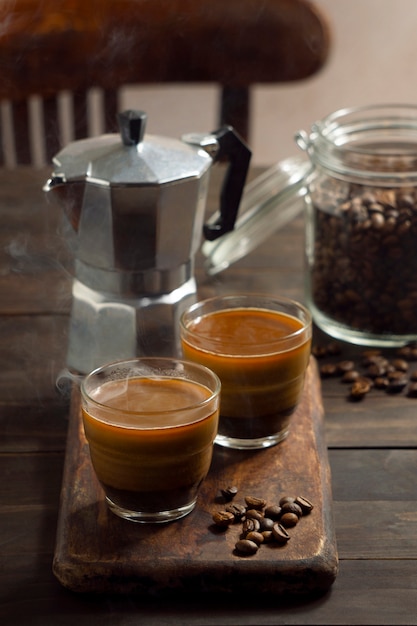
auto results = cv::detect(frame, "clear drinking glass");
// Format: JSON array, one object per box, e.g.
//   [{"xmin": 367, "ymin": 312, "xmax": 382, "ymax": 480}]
[
  {"xmin": 81, "ymin": 357, "xmax": 220, "ymax": 523},
  {"xmin": 180, "ymin": 294, "xmax": 312, "ymax": 450}
]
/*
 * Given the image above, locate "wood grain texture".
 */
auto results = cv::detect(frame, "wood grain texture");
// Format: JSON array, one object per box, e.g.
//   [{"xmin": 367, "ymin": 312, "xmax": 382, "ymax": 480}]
[{"xmin": 53, "ymin": 359, "xmax": 338, "ymax": 595}]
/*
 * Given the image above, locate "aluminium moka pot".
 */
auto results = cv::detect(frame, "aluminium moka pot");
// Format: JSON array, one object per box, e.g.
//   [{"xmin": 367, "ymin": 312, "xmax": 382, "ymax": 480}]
[{"xmin": 44, "ymin": 110, "xmax": 251, "ymax": 373}]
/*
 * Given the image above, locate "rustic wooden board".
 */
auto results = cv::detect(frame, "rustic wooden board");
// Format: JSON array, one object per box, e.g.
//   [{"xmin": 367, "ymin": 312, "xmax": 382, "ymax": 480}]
[{"xmin": 53, "ymin": 357, "xmax": 338, "ymax": 596}]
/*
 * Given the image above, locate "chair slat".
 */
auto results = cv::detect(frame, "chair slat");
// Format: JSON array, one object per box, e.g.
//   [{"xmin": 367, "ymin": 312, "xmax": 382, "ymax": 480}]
[
  {"xmin": 42, "ymin": 97, "xmax": 61, "ymax": 164},
  {"xmin": 72, "ymin": 91, "xmax": 89, "ymax": 141},
  {"xmin": 12, "ymin": 101, "xmax": 31, "ymax": 165},
  {"xmin": 103, "ymin": 90, "xmax": 119, "ymax": 134}
]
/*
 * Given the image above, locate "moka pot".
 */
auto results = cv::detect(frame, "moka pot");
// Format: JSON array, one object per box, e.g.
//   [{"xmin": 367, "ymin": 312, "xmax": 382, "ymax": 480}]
[{"xmin": 44, "ymin": 110, "xmax": 251, "ymax": 373}]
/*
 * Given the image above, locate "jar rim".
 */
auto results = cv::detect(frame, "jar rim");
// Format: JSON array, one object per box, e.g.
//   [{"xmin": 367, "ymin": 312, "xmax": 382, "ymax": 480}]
[{"xmin": 302, "ymin": 103, "xmax": 417, "ymax": 184}]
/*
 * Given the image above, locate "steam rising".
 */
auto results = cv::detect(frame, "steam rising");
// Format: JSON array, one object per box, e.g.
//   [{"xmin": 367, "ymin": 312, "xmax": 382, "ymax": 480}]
[{"xmin": 56, "ymin": 368, "xmax": 84, "ymax": 401}]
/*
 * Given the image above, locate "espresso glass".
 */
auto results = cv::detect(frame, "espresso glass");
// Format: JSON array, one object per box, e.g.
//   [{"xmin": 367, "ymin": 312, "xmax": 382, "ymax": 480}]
[
  {"xmin": 81, "ymin": 357, "xmax": 220, "ymax": 523},
  {"xmin": 180, "ymin": 294, "xmax": 312, "ymax": 450}
]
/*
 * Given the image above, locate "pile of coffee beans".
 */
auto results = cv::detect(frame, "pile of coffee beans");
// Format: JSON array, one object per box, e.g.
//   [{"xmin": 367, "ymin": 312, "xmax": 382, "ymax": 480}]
[
  {"xmin": 211, "ymin": 488, "xmax": 314, "ymax": 557},
  {"xmin": 313, "ymin": 341, "xmax": 417, "ymax": 400},
  {"xmin": 310, "ymin": 184, "xmax": 417, "ymax": 336}
]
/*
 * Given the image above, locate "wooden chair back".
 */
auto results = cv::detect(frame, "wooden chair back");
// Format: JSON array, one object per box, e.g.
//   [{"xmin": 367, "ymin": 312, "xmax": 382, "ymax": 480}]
[{"xmin": 0, "ymin": 0, "xmax": 330, "ymax": 166}]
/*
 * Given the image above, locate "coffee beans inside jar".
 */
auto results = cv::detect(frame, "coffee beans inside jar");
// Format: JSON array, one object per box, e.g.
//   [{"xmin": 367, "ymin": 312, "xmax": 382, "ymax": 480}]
[{"xmin": 308, "ymin": 182, "xmax": 417, "ymax": 341}]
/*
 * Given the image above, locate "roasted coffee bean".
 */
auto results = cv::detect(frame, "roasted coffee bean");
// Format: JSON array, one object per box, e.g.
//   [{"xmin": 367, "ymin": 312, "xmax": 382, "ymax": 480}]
[
  {"xmin": 261, "ymin": 530, "xmax": 274, "ymax": 543},
  {"xmin": 295, "ymin": 496, "xmax": 314, "ymax": 514},
  {"xmin": 272, "ymin": 523, "xmax": 291, "ymax": 544},
  {"xmin": 279, "ymin": 495, "xmax": 295, "ymax": 507},
  {"xmin": 370, "ymin": 212, "xmax": 385, "ymax": 229},
  {"xmin": 245, "ymin": 531, "xmax": 264, "ymax": 545},
  {"xmin": 396, "ymin": 346, "xmax": 412, "ymax": 359},
  {"xmin": 319, "ymin": 363, "xmax": 338, "ymax": 378},
  {"xmin": 314, "ymin": 342, "xmax": 343, "ymax": 357},
  {"xmin": 281, "ymin": 501, "xmax": 303, "ymax": 518},
  {"xmin": 264, "ymin": 504, "xmax": 282, "ymax": 520},
  {"xmin": 225, "ymin": 502, "xmax": 246, "ymax": 521},
  {"xmin": 387, "ymin": 370, "xmax": 406, "ymax": 382},
  {"xmin": 212, "ymin": 510, "xmax": 235, "ymax": 527},
  {"xmin": 358, "ymin": 375, "xmax": 373, "ymax": 388},
  {"xmin": 374, "ymin": 376, "xmax": 389, "ymax": 390},
  {"xmin": 386, "ymin": 376, "xmax": 408, "ymax": 394},
  {"xmin": 220, "ymin": 485, "xmax": 238, "ymax": 501},
  {"xmin": 366, "ymin": 362, "xmax": 388, "ymax": 378},
  {"xmin": 246, "ymin": 509, "xmax": 264, "ymax": 522},
  {"xmin": 364, "ymin": 356, "xmax": 388, "ymax": 368},
  {"xmin": 242, "ymin": 518, "xmax": 261, "ymax": 534},
  {"xmin": 336, "ymin": 360, "xmax": 355, "ymax": 374},
  {"xmin": 259, "ymin": 516, "xmax": 275, "ymax": 531},
  {"xmin": 341, "ymin": 370, "xmax": 360, "ymax": 383},
  {"xmin": 361, "ymin": 349, "xmax": 382, "ymax": 363},
  {"xmin": 244, "ymin": 495, "xmax": 267, "ymax": 510},
  {"xmin": 235, "ymin": 539, "xmax": 259, "ymax": 555},
  {"xmin": 398, "ymin": 193, "xmax": 414, "ymax": 208},
  {"xmin": 397, "ymin": 343, "xmax": 417, "ymax": 361},
  {"xmin": 349, "ymin": 378, "xmax": 372, "ymax": 400},
  {"xmin": 312, "ymin": 345, "xmax": 329, "ymax": 358},
  {"xmin": 280, "ymin": 512, "xmax": 299, "ymax": 528},
  {"xmin": 391, "ymin": 359, "xmax": 408, "ymax": 372}
]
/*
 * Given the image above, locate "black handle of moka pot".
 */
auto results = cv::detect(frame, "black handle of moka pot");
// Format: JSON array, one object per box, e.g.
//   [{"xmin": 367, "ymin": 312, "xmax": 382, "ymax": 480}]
[{"xmin": 203, "ymin": 126, "xmax": 251, "ymax": 241}]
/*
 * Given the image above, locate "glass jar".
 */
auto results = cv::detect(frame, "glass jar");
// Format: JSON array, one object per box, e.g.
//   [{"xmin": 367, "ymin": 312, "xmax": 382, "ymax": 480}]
[{"xmin": 296, "ymin": 104, "xmax": 417, "ymax": 347}]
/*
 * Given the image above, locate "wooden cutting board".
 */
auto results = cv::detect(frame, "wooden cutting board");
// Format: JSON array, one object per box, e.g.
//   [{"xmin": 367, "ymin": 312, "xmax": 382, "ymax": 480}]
[{"xmin": 53, "ymin": 357, "xmax": 338, "ymax": 596}]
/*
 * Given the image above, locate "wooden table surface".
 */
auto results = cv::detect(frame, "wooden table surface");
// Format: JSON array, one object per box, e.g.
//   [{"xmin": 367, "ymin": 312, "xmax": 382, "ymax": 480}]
[{"xmin": 1, "ymin": 166, "xmax": 417, "ymax": 625}]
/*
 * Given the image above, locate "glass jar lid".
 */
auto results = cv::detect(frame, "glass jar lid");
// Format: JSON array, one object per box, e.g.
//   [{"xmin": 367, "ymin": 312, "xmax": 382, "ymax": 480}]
[{"xmin": 202, "ymin": 156, "xmax": 312, "ymax": 275}]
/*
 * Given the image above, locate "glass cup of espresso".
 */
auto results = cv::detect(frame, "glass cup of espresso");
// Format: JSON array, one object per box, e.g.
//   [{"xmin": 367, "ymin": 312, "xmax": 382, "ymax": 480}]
[
  {"xmin": 80, "ymin": 357, "xmax": 220, "ymax": 523},
  {"xmin": 180, "ymin": 294, "xmax": 312, "ymax": 450}
]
